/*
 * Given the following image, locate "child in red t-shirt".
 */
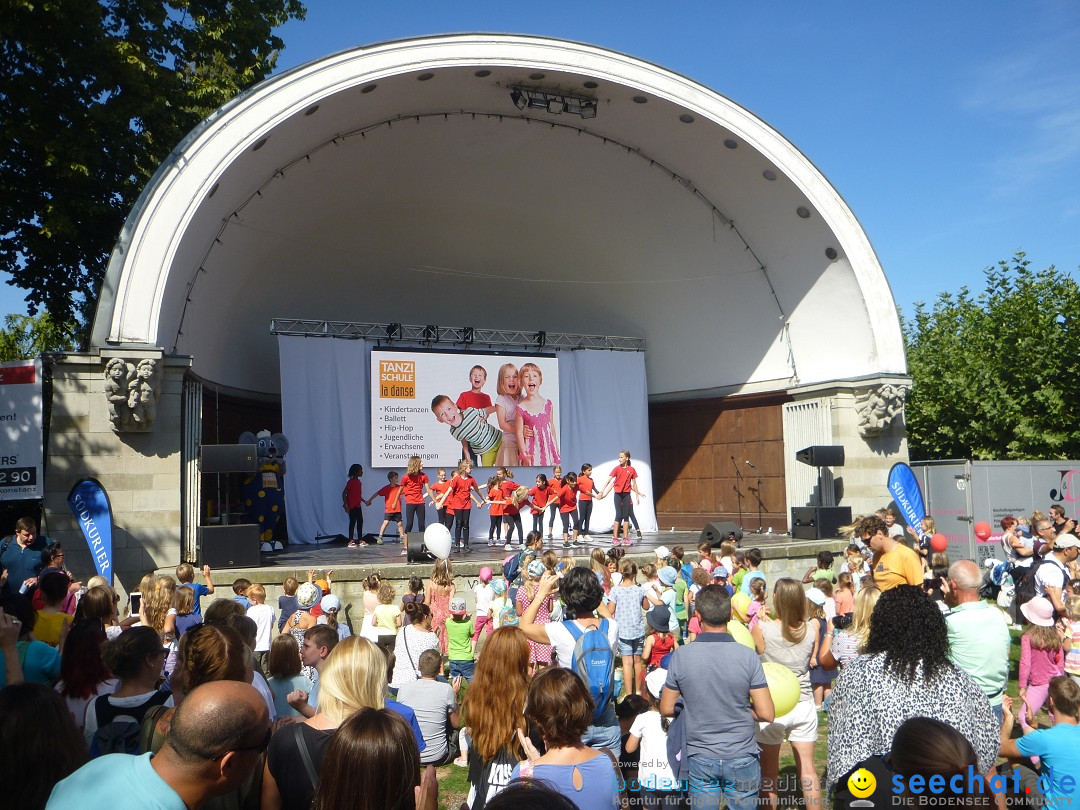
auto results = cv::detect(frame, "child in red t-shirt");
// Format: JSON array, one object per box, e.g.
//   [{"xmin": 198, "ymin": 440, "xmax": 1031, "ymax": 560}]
[
  {"xmin": 558, "ymin": 472, "xmax": 581, "ymax": 547},
  {"xmin": 527, "ymin": 474, "xmax": 552, "ymax": 536},
  {"xmin": 365, "ymin": 471, "xmax": 404, "ymax": 548},
  {"xmin": 399, "ymin": 456, "xmax": 431, "ymax": 556},
  {"xmin": 436, "ymin": 460, "xmax": 484, "ymax": 550},
  {"xmin": 486, "ymin": 476, "xmax": 505, "ymax": 547},
  {"xmin": 456, "ymin": 365, "xmax": 493, "ymax": 465},
  {"xmin": 599, "ymin": 450, "xmax": 645, "ymax": 546},
  {"xmin": 576, "ymin": 463, "xmax": 596, "ymax": 538},
  {"xmin": 342, "ymin": 463, "xmax": 365, "ymax": 548},
  {"xmin": 429, "ymin": 468, "xmax": 453, "ymax": 528}
]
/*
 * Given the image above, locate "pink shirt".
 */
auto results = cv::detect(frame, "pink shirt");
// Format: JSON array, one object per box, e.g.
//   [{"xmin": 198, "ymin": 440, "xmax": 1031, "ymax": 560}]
[{"xmin": 1019, "ymin": 634, "xmax": 1065, "ymax": 688}]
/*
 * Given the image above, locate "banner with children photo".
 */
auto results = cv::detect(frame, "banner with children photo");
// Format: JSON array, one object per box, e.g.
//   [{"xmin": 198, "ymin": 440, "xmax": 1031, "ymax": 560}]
[{"xmin": 370, "ymin": 349, "xmax": 561, "ymax": 468}]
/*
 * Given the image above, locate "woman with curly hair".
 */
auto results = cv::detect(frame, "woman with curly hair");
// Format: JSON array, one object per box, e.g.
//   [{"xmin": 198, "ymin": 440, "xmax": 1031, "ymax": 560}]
[
  {"xmin": 461, "ymin": 626, "xmax": 530, "ymax": 810},
  {"xmin": 826, "ymin": 585, "xmax": 998, "ymax": 786}
]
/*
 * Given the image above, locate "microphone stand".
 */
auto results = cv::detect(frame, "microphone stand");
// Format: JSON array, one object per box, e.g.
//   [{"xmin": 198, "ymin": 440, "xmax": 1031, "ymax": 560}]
[{"xmin": 731, "ymin": 456, "xmax": 745, "ymax": 535}]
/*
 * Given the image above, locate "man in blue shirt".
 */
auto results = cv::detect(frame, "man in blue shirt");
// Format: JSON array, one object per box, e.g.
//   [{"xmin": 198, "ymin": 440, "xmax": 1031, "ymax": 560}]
[
  {"xmin": 1000, "ymin": 676, "xmax": 1080, "ymax": 805},
  {"xmin": 47, "ymin": 680, "xmax": 270, "ymax": 809},
  {"xmin": 0, "ymin": 517, "xmax": 47, "ymax": 597},
  {"xmin": 661, "ymin": 585, "xmax": 774, "ymax": 810}
]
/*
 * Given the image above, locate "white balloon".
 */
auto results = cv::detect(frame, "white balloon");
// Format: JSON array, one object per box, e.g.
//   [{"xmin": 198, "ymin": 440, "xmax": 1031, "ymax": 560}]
[{"xmin": 423, "ymin": 523, "xmax": 453, "ymax": 560}]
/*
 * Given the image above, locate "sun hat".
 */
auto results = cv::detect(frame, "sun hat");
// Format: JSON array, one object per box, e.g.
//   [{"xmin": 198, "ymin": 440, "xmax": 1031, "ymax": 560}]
[
  {"xmin": 654, "ymin": 546, "xmax": 670, "ymax": 560},
  {"xmin": 645, "ymin": 668, "xmax": 667, "ymax": 701},
  {"xmin": 805, "ymin": 587, "xmax": 826, "ymax": 606},
  {"xmin": 527, "ymin": 559, "xmax": 547, "ymax": 579},
  {"xmin": 1020, "ymin": 596, "xmax": 1055, "ymax": 627},
  {"xmin": 295, "ymin": 581, "xmax": 322, "ymax": 610},
  {"xmin": 319, "ymin": 594, "xmax": 341, "ymax": 613},
  {"xmin": 658, "ymin": 566, "xmax": 677, "ymax": 587},
  {"xmin": 491, "ymin": 579, "xmax": 506, "ymax": 595},
  {"xmin": 647, "ymin": 605, "xmax": 672, "ymax": 633},
  {"xmin": 449, "ymin": 596, "xmax": 468, "ymax": 616}
]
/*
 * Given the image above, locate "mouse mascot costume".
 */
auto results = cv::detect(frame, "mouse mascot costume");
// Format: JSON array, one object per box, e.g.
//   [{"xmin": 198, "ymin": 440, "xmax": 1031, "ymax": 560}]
[{"xmin": 239, "ymin": 430, "xmax": 289, "ymax": 552}]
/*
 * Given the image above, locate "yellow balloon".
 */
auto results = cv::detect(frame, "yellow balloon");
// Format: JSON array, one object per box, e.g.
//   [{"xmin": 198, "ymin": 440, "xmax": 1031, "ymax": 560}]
[
  {"xmin": 731, "ymin": 592, "xmax": 752, "ymax": 622},
  {"xmin": 727, "ymin": 619, "xmax": 755, "ymax": 649},
  {"xmin": 761, "ymin": 661, "xmax": 801, "ymax": 717}
]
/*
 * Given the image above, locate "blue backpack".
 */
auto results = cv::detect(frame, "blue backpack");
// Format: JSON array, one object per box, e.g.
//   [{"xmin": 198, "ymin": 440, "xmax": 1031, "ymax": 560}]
[
  {"xmin": 679, "ymin": 563, "xmax": 694, "ymax": 584},
  {"xmin": 503, "ymin": 551, "xmax": 523, "ymax": 584},
  {"xmin": 563, "ymin": 618, "xmax": 615, "ymax": 720}
]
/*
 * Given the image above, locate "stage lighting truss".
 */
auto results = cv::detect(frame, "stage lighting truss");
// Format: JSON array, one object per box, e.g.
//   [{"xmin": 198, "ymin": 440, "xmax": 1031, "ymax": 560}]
[
  {"xmin": 270, "ymin": 319, "xmax": 645, "ymax": 352},
  {"xmin": 509, "ymin": 86, "xmax": 598, "ymax": 120}
]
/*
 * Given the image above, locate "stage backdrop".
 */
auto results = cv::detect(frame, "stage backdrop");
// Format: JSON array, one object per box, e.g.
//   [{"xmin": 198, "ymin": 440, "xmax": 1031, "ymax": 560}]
[
  {"xmin": 370, "ymin": 349, "xmax": 561, "ymax": 468},
  {"xmin": 279, "ymin": 336, "xmax": 656, "ymax": 543}
]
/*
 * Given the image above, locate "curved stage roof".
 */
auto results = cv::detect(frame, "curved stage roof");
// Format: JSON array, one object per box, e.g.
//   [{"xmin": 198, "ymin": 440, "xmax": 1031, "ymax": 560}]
[{"xmin": 91, "ymin": 34, "xmax": 906, "ymax": 397}]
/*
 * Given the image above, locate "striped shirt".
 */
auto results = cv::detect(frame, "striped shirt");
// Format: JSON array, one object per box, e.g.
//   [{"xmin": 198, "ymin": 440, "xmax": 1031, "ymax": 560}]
[{"xmin": 450, "ymin": 407, "xmax": 501, "ymax": 453}]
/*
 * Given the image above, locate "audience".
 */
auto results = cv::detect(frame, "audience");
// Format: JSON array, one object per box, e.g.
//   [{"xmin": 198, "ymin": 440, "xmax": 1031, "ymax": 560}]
[{"xmin": 14, "ymin": 497, "xmax": 1080, "ymax": 808}]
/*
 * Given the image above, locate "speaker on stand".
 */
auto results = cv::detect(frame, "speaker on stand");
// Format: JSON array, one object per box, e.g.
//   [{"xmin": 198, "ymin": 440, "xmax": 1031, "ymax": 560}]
[{"xmin": 792, "ymin": 445, "xmax": 849, "ymax": 540}]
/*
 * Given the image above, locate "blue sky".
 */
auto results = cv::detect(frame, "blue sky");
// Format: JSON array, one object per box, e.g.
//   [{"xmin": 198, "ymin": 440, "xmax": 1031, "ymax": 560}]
[{"xmin": 4, "ymin": 0, "xmax": 1077, "ymax": 322}]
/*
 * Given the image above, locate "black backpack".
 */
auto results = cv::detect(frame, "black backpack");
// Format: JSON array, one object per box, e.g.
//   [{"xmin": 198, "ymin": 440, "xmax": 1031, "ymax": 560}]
[
  {"xmin": 88, "ymin": 691, "xmax": 170, "ymax": 757},
  {"xmin": 1014, "ymin": 557, "xmax": 1063, "ymax": 607}
]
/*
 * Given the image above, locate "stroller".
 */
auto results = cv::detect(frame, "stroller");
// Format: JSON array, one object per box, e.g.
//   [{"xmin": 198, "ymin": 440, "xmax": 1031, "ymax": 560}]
[{"xmin": 979, "ymin": 557, "xmax": 1014, "ymax": 608}]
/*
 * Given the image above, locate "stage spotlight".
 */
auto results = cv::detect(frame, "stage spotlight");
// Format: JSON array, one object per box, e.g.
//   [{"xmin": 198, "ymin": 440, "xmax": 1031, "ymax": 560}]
[
  {"xmin": 424, "ymin": 325, "xmax": 439, "ymax": 342},
  {"xmin": 387, "ymin": 323, "xmax": 401, "ymax": 341},
  {"xmin": 579, "ymin": 100, "xmax": 598, "ymax": 119},
  {"xmin": 536, "ymin": 330, "xmax": 547, "ymax": 348},
  {"xmin": 527, "ymin": 95, "xmax": 549, "ymax": 111},
  {"xmin": 462, "ymin": 326, "xmax": 474, "ymax": 345},
  {"xmin": 510, "ymin": 88, "xmax": 526, "ymax": 110},
  {"xmin": 547, "ymin": 97, "xmax": 564, "ymax": 114}
]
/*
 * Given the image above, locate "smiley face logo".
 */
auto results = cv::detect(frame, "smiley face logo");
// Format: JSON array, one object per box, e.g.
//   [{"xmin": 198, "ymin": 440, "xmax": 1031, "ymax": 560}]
[{"xmin": 847, "ymin": 768, "xmax": 877, "ymax": 799}]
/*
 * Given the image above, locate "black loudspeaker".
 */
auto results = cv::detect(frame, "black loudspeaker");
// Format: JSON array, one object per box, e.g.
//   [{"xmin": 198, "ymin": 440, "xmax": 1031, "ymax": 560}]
[
  {"xmin": 199, "ymin": 524, "xmax": 261, "ymax": 568},
  {"xmin": 700, "ymin": 521, "xmax": 743, "ymax": 547},
  {"xmin": 790, "ymin": 506, "xmax": 853, "ymax": 540},
  {"xmin": 795, "ymin": 445, "xmax": 845, "ymax": 467},
  {"xmin": 200, "ymin": 444, "xmax": 258, "ymax": 473},
  {"xmin": 407, "ymin": 543, "xmax": 436, "ymax": 564}
]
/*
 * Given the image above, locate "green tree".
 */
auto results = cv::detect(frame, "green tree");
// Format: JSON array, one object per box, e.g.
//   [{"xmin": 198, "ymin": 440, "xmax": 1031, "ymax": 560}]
[
  {"xmin": 0, "ymin": 313, "xmax": 80, "ymax": 362},
  {"xmin": 0, "ymin": 0, "xmax": 306, "ymax": 338},
  {"xmin": 903, "ymin": 253, "xmax": 1080, "ymax": 460}
]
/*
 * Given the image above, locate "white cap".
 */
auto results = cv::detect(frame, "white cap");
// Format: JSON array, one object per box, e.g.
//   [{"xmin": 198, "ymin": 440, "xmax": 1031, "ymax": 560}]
[
  {"xmin": 645, "ymin": 668, "xmax": 668, "ymax": 700},
  {"xmin": 805, "ymin": 587, "xmax": 826, "ymax": 606},
  {"xmin": 654, "ymin": 546, "xmax": 670, "ymax": 559},
  {"xmin": 320, "ymin": 594, "xmax": 341, "ymax": 613}
]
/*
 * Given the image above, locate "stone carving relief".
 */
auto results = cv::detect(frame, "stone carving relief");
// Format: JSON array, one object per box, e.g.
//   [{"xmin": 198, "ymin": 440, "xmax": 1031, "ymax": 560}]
[
  {"xmin": 855, "ymin": 383, "xmax": 908, "ymax": 438},
  {"xmin": 104, "ymin": 357, "xmax": 160, "ymax": 431}
]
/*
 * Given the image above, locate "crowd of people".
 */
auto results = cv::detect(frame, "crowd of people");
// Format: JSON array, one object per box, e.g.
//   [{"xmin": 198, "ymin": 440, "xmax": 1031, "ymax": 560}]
[{"xmin": 2, "ymin": 501, "xmax": 1079, "ymax": 809}]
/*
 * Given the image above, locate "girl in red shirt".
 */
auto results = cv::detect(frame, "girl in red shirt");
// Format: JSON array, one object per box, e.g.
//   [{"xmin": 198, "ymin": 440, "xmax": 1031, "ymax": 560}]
[
  {"xmin": 575, "ymin": 463, "xmax": 596, "ymax": 538},
  {"xmin": 486, "ymin": 476, "xmax": 505, "ymax": 547},
  {"xmin": 546, "ymin": 465, "xmax": 562, "ymax": 539},
  {"xmin": 436, "ymin": 460, "xmax": 484, "ymax": 550},
  {"xmin": 499, "ymin": 468, "xmax": 524, "ymax": 549},
  {"xmin": 528, "ymin": 474, "xmax": 551, "ymax": 536},
  {"xmin": 400, "ymin": 455, "xmax": 432, "ymax": 556},
  {"xmin": 599, "ymin": 450, "xmax": 646, "ymax": 547},
  {"xmin": 558, "ymin": 472, "xmax": 581, "ymax": 547},
  {"xmin": 429, "ymin": 468, "xmax": 453, "ymax": 528},
  {"xmin": 342, "ymin": 463, "xmax": 365, "ymax": 548}
]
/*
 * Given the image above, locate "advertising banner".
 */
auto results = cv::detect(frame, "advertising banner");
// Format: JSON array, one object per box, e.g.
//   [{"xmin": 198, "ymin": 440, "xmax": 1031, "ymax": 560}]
[
  {"xmin": 887, "ymin": 461, "xmax": 926, "ymax": 529},
  {"xmin": 0, "ymin": 359, "xmax": 44, "ymax": 500},
  {"xmin": 370, "ymin": 350, "xmax": 560, "ymax": 468},
  {"xmin": 67, "ymin": 477, "xmax": 115, "ymax": 582}
]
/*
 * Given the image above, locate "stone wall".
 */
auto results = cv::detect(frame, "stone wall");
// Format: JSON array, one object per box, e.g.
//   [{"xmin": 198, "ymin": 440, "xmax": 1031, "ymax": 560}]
[{"xmin": 45, "ymin": 351, "xmax": 190, "ymax": 592}]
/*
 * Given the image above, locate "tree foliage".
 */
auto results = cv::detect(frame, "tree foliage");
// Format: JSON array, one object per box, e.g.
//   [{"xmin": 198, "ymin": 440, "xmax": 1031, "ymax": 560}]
[
  {"xmin": 903, "ymin": 253, "xmax": 1080, "ymax": 460},
  {"xmin": 0, "ymin": 0, "xmax": 306, "ymax": 338},
  {"xmin": 0, "ymin": 313, "xmax": 80, "ymax": 362}
]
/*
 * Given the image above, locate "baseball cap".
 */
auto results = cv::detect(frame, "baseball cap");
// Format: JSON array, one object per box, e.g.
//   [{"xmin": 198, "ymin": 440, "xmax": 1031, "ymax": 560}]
[
  {"xmin": 319, "ymin": 594, "xmax": 341, "ymax": 613},
  {"xmin": 315, "ymin": 579, "xmax": 330, "ymax": 593},
  {"xmin": 527, "ymin": 559, "xmax": 547, "ymax": 579},
  {"xmin": 805, "ymin": 587, "xmax": 826, "ymax": 607},
  {"xmin": 654, "ymin": 546, "xmax": 670, "ymax": 559},
  {"xmin": 491, "ymin": 579, "xmax": 507, "ymax": 595},
  {"xmin": 1054, "ymin": 534, "xmax": 1079, "ymax": 549},
  {"xmin": 711, "ymin": 565, "xmax": 730, "ymax": 579},
  {"xmin": 449, "ymin": 596, "xmax": 468, "ymax": 616},
  {"xmin": 658, "ymin": 566, "xmax": 677, "ymax": 587},
  {"xmin": 645, "ymin": 668, "xmax": 667, "ymax": 701}
]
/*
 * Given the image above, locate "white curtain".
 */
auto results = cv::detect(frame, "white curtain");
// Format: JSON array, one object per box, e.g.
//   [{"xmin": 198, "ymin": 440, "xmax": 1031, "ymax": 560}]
[{"xmin": 279, "ymin": 337, "xmax": 655, "ymax": 543}]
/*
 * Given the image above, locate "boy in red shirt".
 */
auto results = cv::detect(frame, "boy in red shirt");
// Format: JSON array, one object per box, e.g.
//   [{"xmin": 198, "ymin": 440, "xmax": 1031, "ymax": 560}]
[
  {"xmin": 456, "ymin": 365, "xmax": 493, "ymax": 465},
  {"xmin": 365, "ymin": 471, "xmax": 405, "ymax": 550}
]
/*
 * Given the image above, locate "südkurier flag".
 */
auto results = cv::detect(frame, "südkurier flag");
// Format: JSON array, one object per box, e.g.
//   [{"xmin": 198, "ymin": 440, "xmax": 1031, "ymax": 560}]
[
  {"xmin": 887, "ymin": 462, "xmax": 926, "ymax": 530},
  {"xmin": 67, "ymin": 477, "xmax": 114, "ymax": 583}
]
